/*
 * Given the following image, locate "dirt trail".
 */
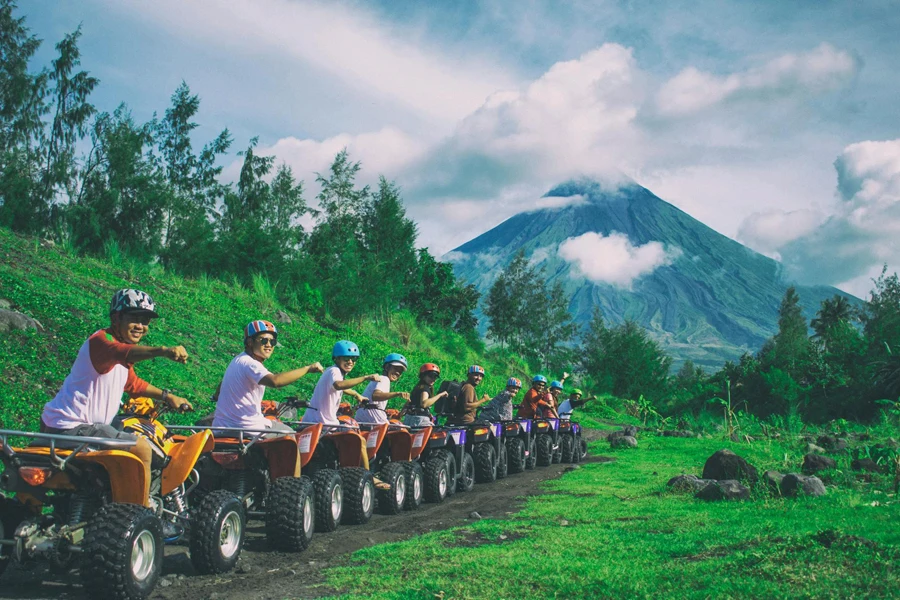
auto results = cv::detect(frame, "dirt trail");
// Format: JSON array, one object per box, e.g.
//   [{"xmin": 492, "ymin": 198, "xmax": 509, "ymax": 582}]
[{"xmin": 1, "ymin": 430, "xmax": 610, "ymax": 600}]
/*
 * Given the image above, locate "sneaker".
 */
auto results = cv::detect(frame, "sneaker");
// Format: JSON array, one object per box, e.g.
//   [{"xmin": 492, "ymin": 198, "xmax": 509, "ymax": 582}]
[{"xmin": 161, "ymin": 520, "xmax": 184, "ymax": 542}]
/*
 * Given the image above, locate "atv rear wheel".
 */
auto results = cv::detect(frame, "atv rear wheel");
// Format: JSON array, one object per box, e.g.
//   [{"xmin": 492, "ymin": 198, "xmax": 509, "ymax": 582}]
[
  {"xmin": 575, "ymin": 437, "xmax": 588, "ymax": 462},
  {"xmin": 376, "ymin": 463, "xmax": 407, "ymax": 515},
  {"xmin": 82, "ymin": 503, "xmax": 163, "ymax": 600},
  {"xmin": 496, "ymin": 442, "xmax": 509, "ymax": 480},
  {"xmin": 266, "ymin": 476, "xmax": 314, "ymax": 552},
  {"xmin": 402, "ymin": 461, "xmax": 424, "ymax": 510},
  {"xmin": 536, "ymin": 434, "xmax": 553, "ymax": 467},
  {"xmin": 312, "ymin": 469, "xmax": 343, "ymax": 532},
  {"xmin": 457, "ymin": 452, "xmax": 475, "ymax": 493},
  {"xmin": 560, "ymin": 435, "xmax": 575, "ymax": 463},
  {"xmin": 0, "ymin": 496, "xmax": 29, "ymax": 577},
  {"xmin": 473, "ymin": 443, "xmax": 496, "ymax": 484},
  {"xmin": 552, "ymin": 439, "xmax": 563, "ymax": 464},
  {"xmin": 423, "ymin": 456, "xmax": 450, "ymax": 503},
  {"xmin": 340, "ymin": 467, "xmax": 375, "ymax": 525},
  {"xmin": 525, "ymin": 437, "xmax": 537, "ymax": 470},
  {"xmin": 190, "ymin": 490, "xmax": 245, "ymax": 574},
  {"xmin": 433, "ymin": 450, "xmax": 457, "ymax": 497},
  {"xmin": 506, "ymin": 437, "xmax": 526, "ymax": 474}
]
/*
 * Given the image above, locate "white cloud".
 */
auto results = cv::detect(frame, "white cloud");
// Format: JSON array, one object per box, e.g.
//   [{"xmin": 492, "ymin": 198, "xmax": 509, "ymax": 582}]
[
  {"xmin": 656, "ymin": 43, "xmax": 860, "ymax": 116},
  {"xmin": 736, "ymin": 208, "xmax": 826, "ymax": 257},
  {"xmin": 558, "ymin": 232, "xmax": 679, "ymax": 288},
  {"xmin": 529, "ymin": 194, "xmax": 589, "ymax": 211}
]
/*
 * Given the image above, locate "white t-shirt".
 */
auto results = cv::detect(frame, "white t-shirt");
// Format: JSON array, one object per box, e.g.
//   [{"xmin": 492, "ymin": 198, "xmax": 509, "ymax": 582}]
[
  {"xmin": 355, "ymin": 376, "xmax": 390, "ymax": 424},
  {"xmin": 558, "ymin": 399, "xmax": 573, "ymax": 419},
  {"xmin": 212, "ymin": 352, "xmax": 272, "ymax": 429},
  {"xmin": 301, "ymin": 365, "xmax": 344, "ymax": 425}
]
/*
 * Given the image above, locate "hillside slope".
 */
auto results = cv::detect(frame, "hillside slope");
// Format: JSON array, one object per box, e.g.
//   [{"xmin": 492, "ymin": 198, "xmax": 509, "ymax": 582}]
[
  {"xmin": 0, "ymin": 228, "xmax": 504, "ymax": 431},
  {"xmin": 449, "ymin": 179, "xmax": 858, "ymax": 369}
]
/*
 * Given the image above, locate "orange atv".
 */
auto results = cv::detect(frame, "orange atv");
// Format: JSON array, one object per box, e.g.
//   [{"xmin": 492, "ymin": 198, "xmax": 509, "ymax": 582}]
[
  {"xmin": 0, "ymin": 398, "xmax": 243, "ymax": 600},
  {"xmin": 170, "ymin": 408, "xmax": 315, "ymax": 554}
]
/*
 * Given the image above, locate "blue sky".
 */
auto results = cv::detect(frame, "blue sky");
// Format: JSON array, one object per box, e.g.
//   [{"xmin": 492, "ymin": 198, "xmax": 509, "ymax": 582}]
[{"xmin": 21, "ymin": 0, "xmax": 900, "ymax": 297}]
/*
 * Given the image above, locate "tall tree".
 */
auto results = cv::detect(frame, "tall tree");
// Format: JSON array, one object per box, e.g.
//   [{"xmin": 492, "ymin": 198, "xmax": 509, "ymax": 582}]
[
  {"xmin": 771, "ymin": 286, "xmax": 809, "ymax": 378},
  {"xmin": 811, "ymin": 295, "xmax": 853, "ymax": 341}
]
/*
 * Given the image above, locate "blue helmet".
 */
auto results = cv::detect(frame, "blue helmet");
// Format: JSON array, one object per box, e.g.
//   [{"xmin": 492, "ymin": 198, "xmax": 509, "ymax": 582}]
[
  {"xmin": 532, "ymin": 375, "xmax": 548, "ymax": 385},
  {"xmin": 332, "ymin": 340, "xmax": 360, "ymax": 358},
  {"xmin": 550, "ymin": 380, "xmax": 563, "ymax": 390},
  {"xmin": 507, "ymin": 377, "xmax": 522, "ymax": 388},
  {"xmin": 383, "ymin": 353, "xmax": 408, "ymax": 372},
  {"xmin": 468, "ymin": 365, "xmax": 485, "ymax": 375}
]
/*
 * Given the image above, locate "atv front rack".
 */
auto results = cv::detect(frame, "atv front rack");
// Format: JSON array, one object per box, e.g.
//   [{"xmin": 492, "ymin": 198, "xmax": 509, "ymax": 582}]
[
  {"xmin": 167, "ymin": 425, "xmax": 286, "ymax": 455},
  {"xmin": 0, "ymin": 428, "xmax": 136, "ymax": 470}
]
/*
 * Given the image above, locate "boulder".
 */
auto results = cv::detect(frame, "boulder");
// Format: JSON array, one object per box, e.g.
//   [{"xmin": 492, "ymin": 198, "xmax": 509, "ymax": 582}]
[
  {"xmin": 695, "ymin": 479, "xmax": 750, "ymax": 501},
  {"xmin": 666, "ymin": 474, "xmax": 714, "ymax": 493},
  {"xmin": 802, "ymin": 453, "xmax": 836, "ymax": 474},
  {"xmin": 817, "ymin": 435, "xmax": 849, "ymax": 452},
  {"xmin": 0, "ymin": 299, "xmax": 11, "ymax": 310},
  {"xmin": 610, "ymin": 435, "xmax": 637, "ymax": 449},
  {"xmin": 851, "ymin": 458, "xmax": 885, "ymax": 474},
  {"xmin": 763, "ymin": 470, "xmax": 785, "ymax": 494},
  {"xmin": 662, "ymin": 430, "xmax": 694, "ymax": 438},
  {"xmin": 622, "ymin": 425, "xmax": 639, "ymax": 437},
  {"xmin": 275, "ymin": 309, "xmax": 292, "ymax": 324},
  {"xmin": 701, "ymin": 449, "xmax": 759, "ymax": 483},
  {"xmin": 780, "ymin": 473, "xmax": 826, "ymax": 497},
  {"xmin": 0, "ymin": 309, "xmax": 42, "ymax": 333},
  {"xmin": 806, "ymin": 443, "xmax": 827, "ymax": 454}
]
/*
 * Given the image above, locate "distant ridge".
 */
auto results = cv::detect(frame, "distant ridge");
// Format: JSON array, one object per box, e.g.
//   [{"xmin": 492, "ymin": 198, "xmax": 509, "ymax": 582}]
[{"xmin": 448, "ymin": 179, "xmax": 858, "ymax": 370}]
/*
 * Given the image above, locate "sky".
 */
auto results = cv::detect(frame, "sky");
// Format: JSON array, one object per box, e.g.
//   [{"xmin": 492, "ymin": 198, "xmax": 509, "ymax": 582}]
[{"xmin": 21, "ymin": 0, "xmax": 900, "ymax": 298}]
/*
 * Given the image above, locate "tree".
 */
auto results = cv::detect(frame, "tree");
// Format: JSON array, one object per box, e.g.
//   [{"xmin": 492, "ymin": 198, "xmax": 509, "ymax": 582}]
[
  {"xmin": 771, "ymin": 286, "xmax": 809, "ymax": 378},
  {"xmin": 811, "ymin": 295, "xmax": 853, "ymax": 342},
  {"xmin": 0, "ymin": 0, "xmax": 46, "ymax": 156},
  {"xmin": 861, "ymin": 266, "xmax": 900, "ymax": 361},
  {"xmin": 484, "ymin": 251, "xmax": 534, "ymax": 349}
]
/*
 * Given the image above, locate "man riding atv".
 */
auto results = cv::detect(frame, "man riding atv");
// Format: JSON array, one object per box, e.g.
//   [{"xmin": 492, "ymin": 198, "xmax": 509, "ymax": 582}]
[
  {"xmin": 558, "ymin": 388, "xmax": 595, "ymax": 419},
  {"xmin": 516, "ymin": 375, "xmax": 557, "ymax": 419},
  {"xmin": 354, "ymin": 353, "xmax": 410, "ymax": 424},
  {"xmin": 479, "ymin": 377, "xmax": 522, "ymax": 422}
]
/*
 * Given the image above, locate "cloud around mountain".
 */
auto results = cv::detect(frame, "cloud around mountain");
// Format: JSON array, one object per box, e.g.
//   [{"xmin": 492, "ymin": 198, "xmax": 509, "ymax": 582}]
[{"xmin": 558, "ymin": 232, "xmax": 680, "ymax": 288}]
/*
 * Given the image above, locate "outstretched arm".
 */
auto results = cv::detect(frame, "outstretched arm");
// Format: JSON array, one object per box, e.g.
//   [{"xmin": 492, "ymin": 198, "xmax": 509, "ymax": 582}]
[
  {"xmin": 334, "ymin": 373, "xmax": 381, "ymax": 390},
  {"xmin": 260, "ymin": 362, "xmax": 324, "ymax": 389}
]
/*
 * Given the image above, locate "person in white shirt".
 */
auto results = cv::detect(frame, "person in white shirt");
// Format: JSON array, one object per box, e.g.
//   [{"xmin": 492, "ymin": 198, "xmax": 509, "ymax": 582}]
[
  {"xmin": 301, "ymin": 340, "xmax": 381, "ymax": 426},
  {"xmin": 558, "ymin": 389, "xmax": 594, "ymax": 419},
  {"xmin": 355, "ymin": 353, "xmax": 411, "ymax": 424},
  {"xmin": 212, "ymin": 320, "xmax": 323, "ymax": 432}
]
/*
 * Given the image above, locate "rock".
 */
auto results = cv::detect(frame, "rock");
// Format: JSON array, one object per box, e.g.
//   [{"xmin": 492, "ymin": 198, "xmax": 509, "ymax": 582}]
[
  {"xmin": 606, "ymin": 430, "xmax": 625, "ymax": 441},
  {"xmin": 851, "ymin": 458, "xmax": 885, "ymax": 474},
  {"xmin": 780, "ymin": 473, "xmax": 826, "ymax": 497},
  {"xmin": 469, "ymin": 511, "xmax": 483, "ymax": 520},
  {"xmin": 817, "ymin": 434, "xmax": 849, "ymax": 452},
  {"xmin": 559, "ymin": 519, "xmax": 569, "ymax": 526},
  {"xmin": 610, "ymin": 435, "xmax": 637, "ymax": 449},
  {"xmin": 236, "ymin": 563, "xmax": 254, "ymax": 574},
  {"xmin": 159, "ymin": 579, "xmax": 172, "ymax": 588},
  {"xmin": 275, "ymin": 309, "xmax": 292, "ymax": 324},
  {"xmin": 0, "ymin": 309, "xmax": 42, "ymax": 333},
  {"xmin": 564, "ymin": 465, "xmax": 581, "ymax": 472},
  {"xmin": 763, "ymin": 470, "xmax": 785, "ymax": 494},
  {"xmin": 622, "ymin": 425, "xmax": 639, "ymax": 437},
  {"xmin": 806, "ymin": 443, "xmax": 827, "ymax": 454},
  {"xmin": 802, "ymin": 453, "xmax": 836, "ymax": 474},
  {"xmin": 695, "ymin": 479, "xmax": 750, "ymax": 501},
  {"xmin": 662, "ymin": 430, "xmax": 694, "ymax": 438},
  {"xmin": 0, "ymin": 299, "xmax": 11, "ymax": 310},
  {"xmin": 666, "ymin": 474, "xmax": 715, "ymax": 493},
  {"xmin": 701, "ymin": 449, "xmax": 759, "ymax": 483}
]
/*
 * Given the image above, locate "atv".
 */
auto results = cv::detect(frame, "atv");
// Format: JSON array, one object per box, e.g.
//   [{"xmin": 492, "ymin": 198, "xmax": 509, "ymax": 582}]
[
  {"xmin": 500, "ymin": 418, "xmax": 533, "ymax": 474},
  {"xmin": 465, "ymin": 417, "xmax": 506, "ymax": 484},
  {"xmin": 531, "ymin": 415, "xmax": 562, "ymax": 467},
  {"xmin": 418, "ymin": 422, "xmax": 474, "ymax": 502},
  {"xmin": 558, "ymin": 419, "xmax": 588, "ymax": 463},
  {"xmin": 0, "ymin": 398, "xmax": 244, "ymax": 600}
]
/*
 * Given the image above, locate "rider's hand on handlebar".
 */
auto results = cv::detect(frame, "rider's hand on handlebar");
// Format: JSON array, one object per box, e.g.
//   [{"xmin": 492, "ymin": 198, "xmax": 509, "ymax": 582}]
[
  {"xmin": 167, "ymin": 345, "xmax": 189, "ymax": 364},
  {"xmin": 398, "ymin": 392, "xmax": 410, "ymax": 401},
  {"xmin": 167, "ymin": 394, "xmax": 193, "ymax": 413}
]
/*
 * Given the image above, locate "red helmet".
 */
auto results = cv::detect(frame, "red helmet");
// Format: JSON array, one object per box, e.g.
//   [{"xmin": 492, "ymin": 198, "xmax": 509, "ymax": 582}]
[{"xmin": 419, "ymin": 363, "xmax": 440, "ymax": 376}]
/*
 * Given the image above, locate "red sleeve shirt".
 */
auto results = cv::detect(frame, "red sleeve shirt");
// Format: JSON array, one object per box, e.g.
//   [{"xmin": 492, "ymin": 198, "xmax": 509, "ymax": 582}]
[{"xmin": 88, "ymin": 329, "xmax": 149, "ymax": 396}]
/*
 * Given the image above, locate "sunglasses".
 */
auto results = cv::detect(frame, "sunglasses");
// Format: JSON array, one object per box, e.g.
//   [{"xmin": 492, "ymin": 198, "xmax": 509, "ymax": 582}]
[
  {"xmin": 256, "ymin": 337, "xmax": 276, "ymax": 346},
  {"xmin": 124, "ymin": 314, "xmax": 152, "ymax": 326}
]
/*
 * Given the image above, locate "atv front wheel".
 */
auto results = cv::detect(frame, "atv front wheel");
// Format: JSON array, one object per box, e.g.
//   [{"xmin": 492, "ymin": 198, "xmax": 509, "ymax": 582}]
[
  {"xmin": 433, "ymin": 450, "xmax": 457, "ymax": 497},
  {"xmin": 536, "ymin": 434, "xmax": 553, "ymax": 467},
  {"xmin": 575, "ymin": 437, "xmax": 588, "ymax": 462},
  {"xmin": 423, "ymin": 456, "xmax": 450, "ymax": 503},
  {"xmin": 506, "ymin": 437, "xmax": 526, "ymax": 474},
  {"xmin": 552, "ymin": 439, "xmax": 563, "ymax": 464},
  {"xmin": 340, "ymin": 467, "xmax": 375, "ymax": 525},
  {"xmin": 0, "ymin": 496, "xmax": 29, "ymax": 577},
  {"xmin": 312, "ymin": 469, "xmax": 343, "ymax": 532},
  {"xmin": 190, "ymin": 489, "xmax": 244, "ymax": 574},
  {"xmin": 560, "ymin": 435, "xmax": 575, "ymax": 463},
  {"xmin": 525, "ymin": 437, "xmax": 537, "ymax": 470},
  {"xmin": 402, "ymin": 461, "xmax": 424, "ymax": 510},
  {"xmin": 496, "ymin": 442, "xmax": 509, "ymax": 480},
  {"xmin": 376, "ymin": 463, "xmax": 407, "ymax": 515},
  {"xmin": 473, "ymin": 443, "xmax": 496, "ymax": 484},
  {"xmin": 266, "ymin": 476, "xmax": 314, "ymax": 552},
  {"xmin": 82, "ymin": 503, "xmax": 163, "ymax": 600},
  {"xmin": 457, "ymin": 452, "xmax": 475, "ymax": 493}
]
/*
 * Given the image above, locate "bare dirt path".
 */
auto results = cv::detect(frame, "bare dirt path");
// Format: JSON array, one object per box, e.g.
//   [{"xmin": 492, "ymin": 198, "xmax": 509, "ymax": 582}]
[{"xmin": 1, "ymin": 431, "xmax": 610, "ymax": 600}]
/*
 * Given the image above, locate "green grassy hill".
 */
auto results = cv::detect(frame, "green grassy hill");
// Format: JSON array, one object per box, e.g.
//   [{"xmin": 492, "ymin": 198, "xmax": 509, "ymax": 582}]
[{"xmin": 0, "ymin": 227, "xmax": 521, "ymax": 431}]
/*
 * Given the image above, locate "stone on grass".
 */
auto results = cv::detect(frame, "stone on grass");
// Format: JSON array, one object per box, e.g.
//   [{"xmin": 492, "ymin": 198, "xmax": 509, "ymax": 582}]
[
  {"xmin": 662, "ymin": 430, "xmax": 694, "ymax": 438},
  {"xmin": 763, "ymin": 470, "xmax": 785, "ymax": 494},
  {"xmin": 0, "ymin": 309, "xmax": 42, "ymax": 333},
  {"xmin": 780, "ymin": 473, "xmax": 826, "ymax": 497},
  {"xmin": 275, "ymin": 309, "xmax": 292, "ymax": 324},
  {"xmin": 851, "ymin": 458, "xmax": 884, "ymax": 474},
  {"xmin": 610, "ymin": 435, "xmax": 637, "ymax": 449},
  {"xmin": 806, "ymin": 443, "xmax": 826, "ymax": 454},
  {"xmin": 695, "ymin": 480, "xmax": 750, "ymax": 501},
  {"xmin": 622, "ymin": 425, "xmax": 639, "ymax": 437},
  {"xmin": 802, "ymin": 453, "xmax": 836, "ymax": 474},
  {"xmin": 817, "ymin": 435, "xmax": 849, "ymax": 452},
  {"xmin": 666, "ymin": 474, "xmax": 714, "ymax": 493},
  {"xmin": 701, "ymin": 449, "xmax": 759, "ymax": 483}
]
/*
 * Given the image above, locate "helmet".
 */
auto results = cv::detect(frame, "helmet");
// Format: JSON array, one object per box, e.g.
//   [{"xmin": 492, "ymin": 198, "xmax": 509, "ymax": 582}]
[
  {"xmin": 532, "ymin": 375, "xmax": 548, "ymax": 385},
  {"xmin": 244, "ymin": 320, "xmax": 278, "ymax": 340},
  {"xmin": 468, "ymin": 365, "xmax": 485, "ymax": 375},
  {"xmin": 332, "ymin": 340, "xmax": 360, "ymax": 358},
  {"xmin": 507, "ymin": 377, "xmax": 522, "ymax": 388},
  {"xmin": 337, "ymin": 414, "xmax": 359, "ymax": 428},
  {"xmin": 383, "ymin": 353, "xmax": 408, "ymax": 372},
  {"xmin": 572, "ymin": 388, "xmax": 583, "ymax": 397},
  {"xmin": 420, "ymin": 363, "xmax": 440, "ymax": 376},
  {"xmin": 550, "ymin": 380, "xmax": 563, "ymax": 390},
  {"xmin": 110, "ymin": 289, "xmax": 159, "ymax": 318}
]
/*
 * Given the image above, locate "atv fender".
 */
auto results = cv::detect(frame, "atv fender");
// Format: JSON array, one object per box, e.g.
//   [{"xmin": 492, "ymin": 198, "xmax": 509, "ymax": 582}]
[
  {"xmin": 259, "ymin": 436, "xmax": 302, "ymax": 478},
  {"xmin": 408, "ymin": 427, "xmax": 432, "ymax": 461},
  {"xmin": 296, "ymin": 424, "xmax": 323, "ymax": 468},
  {"xmin": 162, "ymin": 430, "xmax": 213, "ymax": 495},
  {"xmin": 79, "ymin": 450, "xmax": 147, "ymax": 505},
  {"xmin": 386, "ymin": 429, "xmax": 413, "ymax": 462},
  {"xmin": 326, "ymin": 431, "xmax": 366, "ymax": 468},
  {"xmin": 362, "ymin": 424, "xmax": 389, "ymax": 460}
]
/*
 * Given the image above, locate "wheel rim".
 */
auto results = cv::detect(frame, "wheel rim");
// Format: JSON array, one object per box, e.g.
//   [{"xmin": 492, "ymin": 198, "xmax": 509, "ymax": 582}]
[
  {"xmin": 331, "ymin": 485, "xmax": 343, "ymax": 521},
  {"xmin": 303, "ymin": 497, "xmax": 313, "ymax": 537},
  {"xmin": 130, "ymin": 529, "xmax": 157, "ymax": 582},
  {"xmin": 394, "ymin": 476, "xmax": 406, "ymax": 506},
  {"xmin": 362, "ymin": 481, "xmax": 374, "ymax": 514},
  {"xmin": 413, "ymin": 472, "xmax": 422, "ymax": 501},
  {"xmin": 438, "ymin": 468, "xmax": 448, "ymax": 496},
  {"xmin": 219, "ymin": 510, "xmax": 242, "ymax": 559}
]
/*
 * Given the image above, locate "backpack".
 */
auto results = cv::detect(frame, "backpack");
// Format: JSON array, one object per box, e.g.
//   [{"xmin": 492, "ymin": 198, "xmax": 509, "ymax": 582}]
[{"xmin": 434, "ymin": 380, "xmax": 463, "ymax": 416}]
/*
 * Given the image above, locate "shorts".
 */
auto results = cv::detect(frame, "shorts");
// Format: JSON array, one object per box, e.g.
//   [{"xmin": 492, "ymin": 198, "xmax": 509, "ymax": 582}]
[
  {"xmin": 38, "ymin": 422, "xmax": 138, "ymax": 447},
  {"xmin": 403, "ymin": 415, "xmax": 434, "ymax": 427}
]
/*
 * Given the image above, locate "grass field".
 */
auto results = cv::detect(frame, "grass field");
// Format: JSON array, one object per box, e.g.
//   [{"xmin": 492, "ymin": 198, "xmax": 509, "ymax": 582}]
[{"xmin": 324, "ymin": 431, "xmax": 899, "ymax": 599}]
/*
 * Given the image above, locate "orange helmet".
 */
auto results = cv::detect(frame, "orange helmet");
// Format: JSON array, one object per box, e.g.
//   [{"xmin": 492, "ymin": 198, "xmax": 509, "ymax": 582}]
[
  {"xmin": 338, "ymin": 414, "xmax": 359, "ymax": 428},
  {"xmin": 337, "ymin": 402, "xmax": 354, "ymax": 416},
  {"xmin": 420, "ymin": 363, "xmax": 440, "ymax": 376}
]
